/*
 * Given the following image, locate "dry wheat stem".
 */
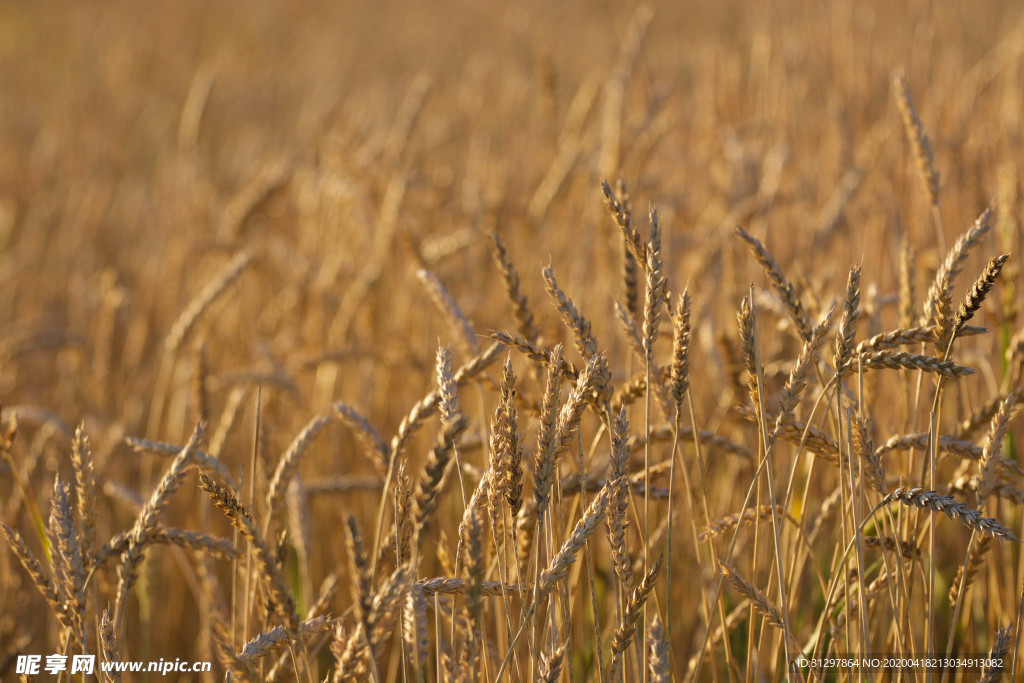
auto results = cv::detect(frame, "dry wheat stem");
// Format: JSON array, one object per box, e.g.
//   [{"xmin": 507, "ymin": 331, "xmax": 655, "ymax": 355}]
[
  {"xmin": 900, "ymin": 242, "xmax": 916, "ymax": 329},
  {"xmin": 666, "ymin": 288, "xmax": 698, "ymax": 664},
  {"xmin": 684, "ymin": 599, "xmax": 749, "ymax": 681}
]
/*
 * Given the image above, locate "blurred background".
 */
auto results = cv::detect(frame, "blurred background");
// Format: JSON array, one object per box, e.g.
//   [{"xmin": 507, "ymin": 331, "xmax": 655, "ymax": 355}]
[{"xmin": 2, "ymin": 0, "xmax": 1024, "ymax": 677}]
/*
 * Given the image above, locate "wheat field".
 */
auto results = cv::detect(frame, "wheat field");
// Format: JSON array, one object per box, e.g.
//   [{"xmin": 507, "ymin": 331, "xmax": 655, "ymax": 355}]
[{"xmin": 3, "ymin": 1, "xmax": 1024, "ymax": 681}]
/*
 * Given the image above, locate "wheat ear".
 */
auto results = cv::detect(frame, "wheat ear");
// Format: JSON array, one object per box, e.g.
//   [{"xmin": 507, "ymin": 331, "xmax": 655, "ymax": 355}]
[
  {"xmin": 893, "ymin": 72, "xmax": 940, "ymax": 207},
  {"xmin": 979, "ymin": 625, "xmax": 1012, "ymax": 683},
  {"xmin": 735, "ymin": 226, "xmax": 812, "ymax": 341},
  {"xmin": 608, "ymin": 553, "xmax": 664, "ymax": 683},
  {"xmin": 881, "ymin": 487, "xmax": 1019, "ymax": 542},
  {"xmin": 198, "ymin": 472, "xmax": 300, "ymax": 628},
  {"xmin": 490, "ymin": 232, "xmax": 541, "ymax": 343},
  {"xmin": 648, "ymin": 615, "xmax": 669, "ymax": 683},
  {"xmin": 922, "ymin": 205, "xmax": 993, "ymax": 349}
]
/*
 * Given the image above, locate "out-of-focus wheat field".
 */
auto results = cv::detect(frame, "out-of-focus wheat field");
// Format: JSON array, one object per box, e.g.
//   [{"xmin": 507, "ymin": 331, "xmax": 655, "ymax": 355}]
[{"xmin": 3, "ymin": 1, "xmax": 1024, "ymax": 681}]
